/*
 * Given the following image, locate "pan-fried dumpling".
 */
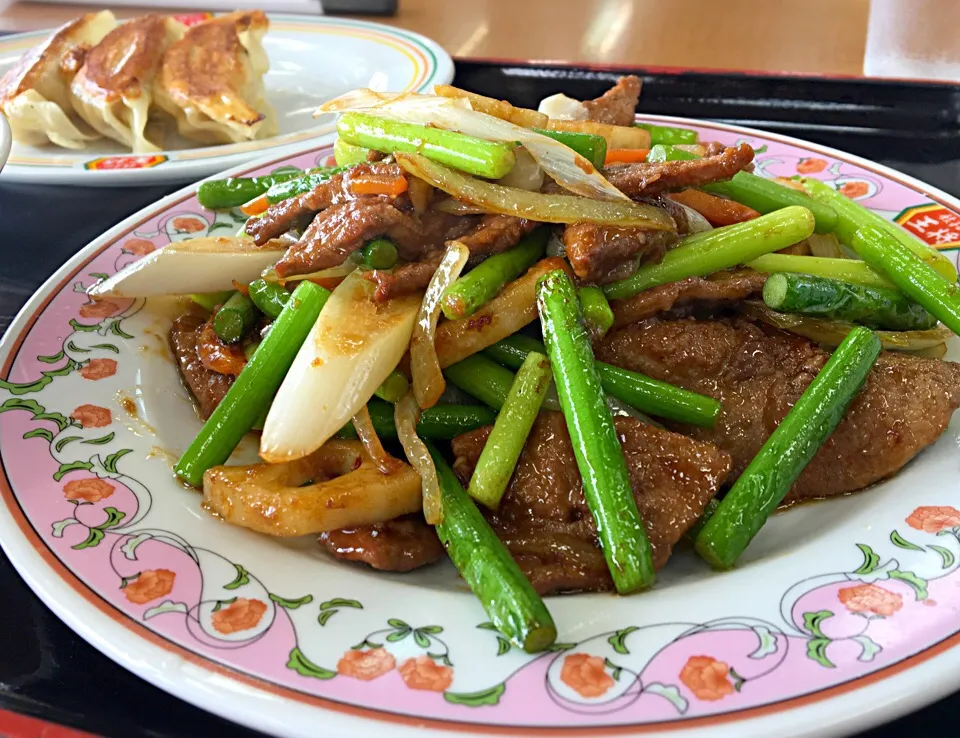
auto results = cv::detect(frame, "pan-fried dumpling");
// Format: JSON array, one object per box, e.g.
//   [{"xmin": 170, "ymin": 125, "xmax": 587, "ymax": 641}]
[
  {"xmin": 69, "ymin": 15, "xmax": 184, "ymax": 153},
  {"xmin": 0, "ymin": 11, "xmax": 116, "ymax": 148},
  {"xmin": 155, "ymin": 10, "xmax": 277, "ymax": 145}
]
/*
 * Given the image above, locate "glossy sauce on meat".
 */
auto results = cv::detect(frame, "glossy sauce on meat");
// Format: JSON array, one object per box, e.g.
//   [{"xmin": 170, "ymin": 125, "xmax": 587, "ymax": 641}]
[
  {"xmin": 597, "ymin": 317, "xmax": 960, "ymax": 502},
  {"xmin": 318, "ymin": 516, "xmax": 444, "ymax": 572},
  {"xmin": 452, "ymin": 412, "xmax": 730, "ymax": 594},
  {"xmin": 168, "ymin": 314, "xmax": 233, "ymax": 419}
]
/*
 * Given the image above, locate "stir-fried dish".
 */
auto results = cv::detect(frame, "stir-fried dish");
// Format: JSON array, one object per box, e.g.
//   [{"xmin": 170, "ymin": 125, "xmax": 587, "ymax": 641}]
[{"xmin": 90, "ymin": 77, "xmax": 960, "ymax": 654}]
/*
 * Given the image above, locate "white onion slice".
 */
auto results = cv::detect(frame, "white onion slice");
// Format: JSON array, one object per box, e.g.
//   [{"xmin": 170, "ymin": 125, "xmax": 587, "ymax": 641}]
[
  {"xmin": 395, "ymin": 391, "xmax": 442, "ymax": 525},
  {"xmin": 537, "ymin": 93, "xmax": 589, "ymax": 121},
  {"xmin": 259, "ymin": 271, "xmax": 421, "ymax": 463},
  {"xmin": 496, "ymin": 147, "xmax": 544, "ymax": 191},
  {"xmin": 88, "ymin": 237, "xmax": 286, "ymax": 299},
  {"xmin": 318, "ymin": 89, "xmax": 628, "ymax": 202},
  {"xmin": 411, "ymin": 242, "xmax": 470, "ymax": 409},
  {"xmin": 262, "ymin": 260, "xmax": 357, "ymax": 284},
  {"xmin": 351, "ymin": 406, "xmax": 403, "ymax": 475},
  {"xmin": 675, "ymin": 203, "xmax": 713, "ymax": 234}
]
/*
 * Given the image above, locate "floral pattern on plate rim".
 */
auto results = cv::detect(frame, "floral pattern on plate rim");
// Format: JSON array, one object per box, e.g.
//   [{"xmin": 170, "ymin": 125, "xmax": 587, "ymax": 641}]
[{"xmin": 1, "ymin": 124, "xmax": 960, "ymax": 732}]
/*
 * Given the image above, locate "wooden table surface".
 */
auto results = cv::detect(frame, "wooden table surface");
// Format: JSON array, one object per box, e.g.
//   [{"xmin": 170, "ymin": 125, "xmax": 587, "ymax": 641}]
[{"xmin": 0, "ymin": 0, "xmax": 957, "ymax": 78}]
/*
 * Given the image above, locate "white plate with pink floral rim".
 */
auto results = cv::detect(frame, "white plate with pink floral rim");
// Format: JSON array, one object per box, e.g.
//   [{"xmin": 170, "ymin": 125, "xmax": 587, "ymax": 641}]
[
  {"xmin": 2, "ymin": 117, "xmax": 960, "ymax": 738},
  {"xmin": 0, "ymin": 13, "xmax": 452, "ymax": 186}
]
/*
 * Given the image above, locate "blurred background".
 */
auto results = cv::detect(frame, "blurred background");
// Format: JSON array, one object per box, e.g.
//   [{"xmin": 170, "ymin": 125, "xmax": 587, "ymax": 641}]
[{"xmin": 0, "ymin": 0, "xmax": 957, "ymax": 81}]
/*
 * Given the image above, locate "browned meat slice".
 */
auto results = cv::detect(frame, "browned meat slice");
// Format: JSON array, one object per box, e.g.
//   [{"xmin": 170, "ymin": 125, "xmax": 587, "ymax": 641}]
[
  {"xmin": 610, "ymin": 270, "xmax": 768, "ymax": 328},
  {"xmin": 363, "ymin": 259, "xmax": 438, "ymax": 302},
  {"xmin": 452, "ymin": 412, "xmax": 731, "ymax": 594},
  {"xmin": 318, "ymin": 516, "xmax": 444, "ymax": 572},
  {"xmin": 563, "ymin": 222, "xmax": 677, "ymax": 283},
  {"xmin": 246, "ymin": 163, "xmax": 406, "ymax": 245},
  {"xmin": 274, "ymin": 201, "xmax": 473, "ymax": 277},
  {"xmin": 583, "ymin": 75, "xmax": 642, "ymax": 126},
  {"xmin": 456, "ymin": 215, "xmax": 538, "ymax": 258},
  {"xmin": 700, "ymin": 141, "xmax": 754, "ymax": 172},
  {"xmin": 168, "ymin": 314, "xmax": 233, "ymax": 419},
  {"xmin": 596, "ymin": 317, "xmax": 960, "ymax": 502},
  {"xmin": 603, "ymin": 143, "xmax": 754, "ymax": 199}
]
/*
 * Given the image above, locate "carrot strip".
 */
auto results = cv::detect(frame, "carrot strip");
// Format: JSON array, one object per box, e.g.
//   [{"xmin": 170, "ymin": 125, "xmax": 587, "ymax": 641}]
[
  {"xmin": 604, "ymin": 148, "xmax": 651, "ymax": 165},
  {"xmin": 349, "ymin": 175, "xmax": 409, "ymax": 197},
  {"xmin": 669, "ymin": 189, "xmax": 761, "ymax": 227},
  {"xmin": 240, "ymin": 194, "xmax": 269, "ymax": 217}
]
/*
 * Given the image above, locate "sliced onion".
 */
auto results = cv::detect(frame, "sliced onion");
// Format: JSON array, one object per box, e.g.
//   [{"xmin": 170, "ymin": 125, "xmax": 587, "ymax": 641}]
[
  {"xmin": 806, "ymin": 233, "xmax": 844, "ymax": 259},
  {"xmin": 496, "ymin": 147, "xmax": 544, "ymax": 191},
  {"xmin": 397, "ymin": 153, "xmax": 675, "ymax": 230},
  {"xmin": 433, "ymin": 198, "xmax": 489, "ymax": 216},
  {"xmin": 407, "ymin": 176, "xmax": 434, "ymax": 214},
  {"xmin": 318, "ymin": 89, "xmax": 628, "ymax": 201},
  {"xmin": 262, "ymin": 260, "xmax": 357, "ymax": 285},
  {"xmin": 411, "ymin": 242, "xmax": 470, "ymax": 409},
  {"xmin": 89, "ymin": 237, "xmax": 286, "ymax": 299},
  {"xmin": 351, "ymin": 406, "xmax": 404, "ymax": 474},
  {"xmin": 674, "ymin": 203, "xmax": 713, "ymax": 234},
  {"xmin": 260, "ymin": 271, "xmax": 421, "ymax": 463},
  {"xmin": 396, "ymin": 391, "xmax": 442, "ymax": 525},
  {"xmin": 743, "ymin": 302, "xmax": 954, "ymax": 352},
  {"xmin": 434, "ymin": 84, "xmax": 548, "ymax": 128},
  {"xmin": 435, "ymin": 256, "xmax": 571, "ymax": 367}
]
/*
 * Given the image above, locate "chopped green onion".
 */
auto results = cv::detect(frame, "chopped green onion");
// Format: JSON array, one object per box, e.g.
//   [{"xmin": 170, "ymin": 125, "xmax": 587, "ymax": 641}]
[
  {"xmin": 762, "ymin": 272, "xmax": 937, "ymax": 332},
  {"xmin": 337, "ymin": 112, "xmax": 517, "ymax": 180},
  {"xmin": 467, "ymin": 352, "xmax": 551, "ymax": 509},
  {"xmin": 605, "ymin": 206, "xmax": 816, "ymax": 300},
  {"xmin": 191, "ymin": 291, "xmax": 233, "ymax": 313},
  {"xmin": 804, "ymin": 177, "xmax": 958, "ymax": 282},
  {"xmin": 441, "ymin": 228, "xmax": 548, "ymax": 320},
  {"xmin": 428, "ymin": 441, "xmax": 557, "ymax": 653},
  {"xmin": 212, "ymin": 291, "xmax": 257, "ymax": 344},
  {"xmin": 577, "ymin": 286, "xmax": 614, "ymax": 337},
  {"xmin": 852, "ymin": 225, "xmax": 960, "ymax": 336},
  {"xmin": 633, "ymin": 123, "xmax": 699, "ymax": 146},
  {"xmin": 531, "ymin": 127, "xmax": 607, "ymax": 169},
  {"xmin": 538, "ymin": 269, "xmax": 655, "ymax": 593}
]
